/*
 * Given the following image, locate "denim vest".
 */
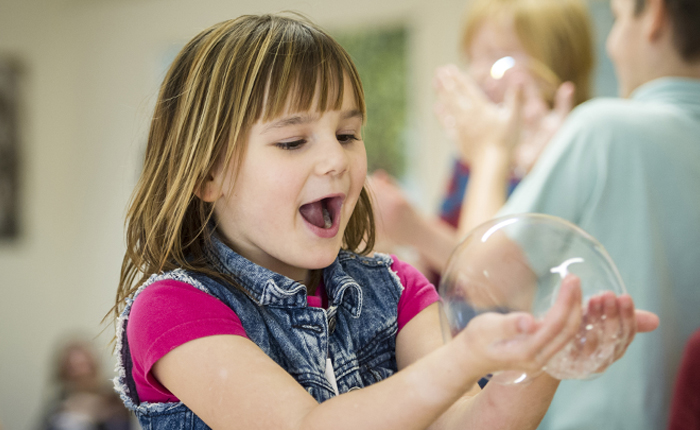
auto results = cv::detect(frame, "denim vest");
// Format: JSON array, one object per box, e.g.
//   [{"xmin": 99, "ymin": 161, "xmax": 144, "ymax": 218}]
[{"xmin": 113, "ymin": 237, "xmax": 404, "ymax": 429}]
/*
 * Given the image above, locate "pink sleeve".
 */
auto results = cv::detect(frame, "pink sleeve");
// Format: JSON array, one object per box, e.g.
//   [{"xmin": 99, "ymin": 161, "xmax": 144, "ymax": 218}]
[
  {"xmin": 127, "ymin": 279, "xmax": 247, "ymax": 403},
  {"xmin": 391, "ymin": 256, "xmax": 440, "ymax": 332}
]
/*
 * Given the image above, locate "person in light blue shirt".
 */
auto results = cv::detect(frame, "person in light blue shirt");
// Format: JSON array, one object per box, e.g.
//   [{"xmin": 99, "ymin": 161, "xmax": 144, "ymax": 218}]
[
  {"xmin": 502, "ymin": 76, "xmax": 700, "ymax": 430},
  {"xmin": 493, "ymin": 0, "xmax": 700, "ymax": 428}
]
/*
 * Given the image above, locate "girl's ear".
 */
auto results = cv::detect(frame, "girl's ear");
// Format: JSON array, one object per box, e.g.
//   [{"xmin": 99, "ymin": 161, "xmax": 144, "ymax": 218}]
[{"xmin": 195, "ymin": 170, "xmax": 224, "ymax": 203}]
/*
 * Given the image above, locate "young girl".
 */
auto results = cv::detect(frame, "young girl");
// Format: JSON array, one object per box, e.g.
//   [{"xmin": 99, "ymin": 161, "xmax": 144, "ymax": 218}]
[{"xmin": 111, "ymin": 14, "xmax": 656, "ymax": 430}]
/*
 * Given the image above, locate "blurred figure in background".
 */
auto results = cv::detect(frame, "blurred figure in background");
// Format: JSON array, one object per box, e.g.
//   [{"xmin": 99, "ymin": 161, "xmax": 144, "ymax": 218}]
[
  {"xmin": 369, "ymin": 0, "xmax": 594, "ymax": 276},
  {"xmin": 442, "ymin": 0, "xmax": 700, "ymax": 428},
  {"xmin": 38, "ymin": 337, "xmax": 131, "ymax": 430}
]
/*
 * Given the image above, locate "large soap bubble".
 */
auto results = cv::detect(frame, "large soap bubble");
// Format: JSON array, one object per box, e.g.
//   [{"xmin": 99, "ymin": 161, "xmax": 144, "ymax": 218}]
[{"xmin": 438, "ymin": 213, "xmax": 627, "ymax": 384}]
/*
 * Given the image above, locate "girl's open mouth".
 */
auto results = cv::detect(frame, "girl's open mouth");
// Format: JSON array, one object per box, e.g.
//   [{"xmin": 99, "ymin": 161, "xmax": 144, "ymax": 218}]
[{"xmin": 299, "ymin": 196, "xmax": 344, "ymax": 235}]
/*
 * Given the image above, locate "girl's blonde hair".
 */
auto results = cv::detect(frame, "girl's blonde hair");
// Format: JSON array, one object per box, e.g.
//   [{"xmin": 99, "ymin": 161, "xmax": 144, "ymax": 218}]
[
  {"xmin": 461, "ymin": 0, "xmax": 595, "ymax": 106},
  {"xmin": 112, "ymin": 14, "xmax": 375, "ymax": 321}
]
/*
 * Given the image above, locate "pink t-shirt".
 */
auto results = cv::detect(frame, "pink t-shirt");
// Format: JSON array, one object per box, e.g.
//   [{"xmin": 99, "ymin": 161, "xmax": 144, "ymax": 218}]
[{"xmin": 127, "ymin": 256, "xmax": 439, "ymax": 403}]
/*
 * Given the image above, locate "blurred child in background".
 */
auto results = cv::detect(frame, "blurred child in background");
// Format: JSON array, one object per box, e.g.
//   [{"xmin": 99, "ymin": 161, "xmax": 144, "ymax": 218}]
[
  {"xmin": 370, "ymin": 0, "xmax": 594, "ymax": 276},
  {"xmin": 436, "ymin": 0, "xmax": 700, "ymax": 427},
  {"xmin": 39, "ymin": 337, "xmax": 131, "ymax": 430}
]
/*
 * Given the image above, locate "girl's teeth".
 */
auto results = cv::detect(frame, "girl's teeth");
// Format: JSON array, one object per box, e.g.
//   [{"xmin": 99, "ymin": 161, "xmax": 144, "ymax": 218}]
[{"xmin": 323, "ymin": 207, "xmax": 332, "ymax": 229}]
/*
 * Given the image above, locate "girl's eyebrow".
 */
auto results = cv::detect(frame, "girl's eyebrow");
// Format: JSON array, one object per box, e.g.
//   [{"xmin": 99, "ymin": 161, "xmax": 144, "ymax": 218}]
[
  {"xmin": 262, "ymin": 113, "xmax": 317, "ymax": 133},
  {"xmin": 261, "ymin": 109, "xmax": 364, "ymax": 134},
  {"xmin": 343, "ymin": 109, "xmax": 364, "ymax": 122}
]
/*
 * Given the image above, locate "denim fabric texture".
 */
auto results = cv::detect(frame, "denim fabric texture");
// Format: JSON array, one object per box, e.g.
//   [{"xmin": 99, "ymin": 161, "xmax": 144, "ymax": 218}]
[{"xmin": 114, "ymin": 235, "xmax": 404, "ymax": 429}]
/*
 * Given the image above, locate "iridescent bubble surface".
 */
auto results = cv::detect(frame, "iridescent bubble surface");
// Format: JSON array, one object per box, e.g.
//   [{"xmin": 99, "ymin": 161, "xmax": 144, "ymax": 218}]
[{"xmin": 438, "ymin": 213, "xmax": 627, "ymax": 384}]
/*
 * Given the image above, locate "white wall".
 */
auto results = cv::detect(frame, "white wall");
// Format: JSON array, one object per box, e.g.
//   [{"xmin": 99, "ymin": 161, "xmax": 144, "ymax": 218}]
[{"xmin": 0, "ymin": 0, "xmax": 615, "ymax": 428}]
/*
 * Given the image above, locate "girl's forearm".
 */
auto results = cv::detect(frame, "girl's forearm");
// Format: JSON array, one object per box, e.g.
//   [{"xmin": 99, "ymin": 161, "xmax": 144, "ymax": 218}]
[
  {"xmin": 297, "ymin": 339, "xmax": 481, "ymax": 430},
  {"xmin": 458, "ymin": 145, "xmax": 511, "ymax": 237},
  {"xmin": 438, "ymin": 374, "xmax": 559, "ymax": 430},
  {"xmin": 299, "ymin": 348, "xmax": 559, "ymax": 430}
]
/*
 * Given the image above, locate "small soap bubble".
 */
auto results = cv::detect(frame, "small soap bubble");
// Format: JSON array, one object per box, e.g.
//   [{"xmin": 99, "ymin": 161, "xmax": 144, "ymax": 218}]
[{"xmin": 438, "ymin": 214, "xmax": 627, "ymax": 385}]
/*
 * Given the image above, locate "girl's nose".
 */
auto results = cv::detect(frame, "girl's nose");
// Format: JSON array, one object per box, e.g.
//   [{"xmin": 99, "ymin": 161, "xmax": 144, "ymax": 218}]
[{"xmin": 316, "ymin": 135, "xmax": 350, "ymax": 176}]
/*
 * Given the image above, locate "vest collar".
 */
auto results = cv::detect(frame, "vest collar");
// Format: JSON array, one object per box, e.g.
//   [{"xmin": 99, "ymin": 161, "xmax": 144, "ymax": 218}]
[{"xmin": 205, "ymin": 234, "xmax": 362, "ymax": 315}]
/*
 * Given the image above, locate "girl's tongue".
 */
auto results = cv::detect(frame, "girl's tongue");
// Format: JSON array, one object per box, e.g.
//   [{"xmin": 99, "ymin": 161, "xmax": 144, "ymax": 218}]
[{"xmin": 300, "ymin": 198, "xmax": 333, "ymax": 229}]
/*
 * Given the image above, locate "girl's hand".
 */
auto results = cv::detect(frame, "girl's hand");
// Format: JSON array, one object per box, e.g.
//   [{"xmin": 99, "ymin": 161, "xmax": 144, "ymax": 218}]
[
  {"xmin": 454, "ymin": 275, "xmax": 583, "ymax": 379},
  {"xmin": 434, "ymin": 65, "xmax": 577, "ymax": 178},
  {"xmin": 542, "ymin": 290, "xmax": 659, "ymax": 378},
  {"xmin": 586, "ymin": 292, "xmax": 658, "ymax": 371},
  {"xmin": 434, "ymin": 64, "xmax": 523, "ymax": 164}
]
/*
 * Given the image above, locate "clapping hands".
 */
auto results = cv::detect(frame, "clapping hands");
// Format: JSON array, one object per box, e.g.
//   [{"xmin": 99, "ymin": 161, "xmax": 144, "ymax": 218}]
[{"xmin": 433, "ymin": 64, "xmax": 576, "ymax": 176}]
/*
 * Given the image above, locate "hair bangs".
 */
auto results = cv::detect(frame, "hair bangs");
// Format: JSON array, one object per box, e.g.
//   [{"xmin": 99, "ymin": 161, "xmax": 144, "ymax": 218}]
[{"xmin": 246, "ymin": 21, "xmax": 366, "ymax": 125}]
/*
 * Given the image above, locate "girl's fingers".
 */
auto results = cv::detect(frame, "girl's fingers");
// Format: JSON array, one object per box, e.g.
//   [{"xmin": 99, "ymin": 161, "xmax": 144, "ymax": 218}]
[
  {"xmin": 480, "ymin": 282, "xmax": 658, "ymax": 376},
  {"xmin": 587, "ymin": 294, "xmax": 604, "ymax": 322},
  {"xmin": 434, "ymin": 102, "xmax": 455, "ymax": 127},
  {"xmin": 553, "ymin": 81, "xmax": 576, "ymax": 118},
  {"xmin": 435, "ymin": 79, "xmax": 466, "ymax": 116},
  {"xmin": 455, "ymin": 72, "xmax": 488, "ymax": 105},
  {"xmin": 435, "ymin": 65, "xmax": 461, "ymax": 94},
  {"xmin": 613, "ymin": 294, "xmax": 637, "ymax": 360},
  {"xmin": 470, "ymin": 276, "xmax": 662, "ymax": 376},
  {"xmin": 535, "ymin": 297, "xmax": 582, "ymax": 365},
  {"xmin": 602, "ymin": 291, "xmax": 622, "ymax": 343},
  {"xmin": 435, "ymin": 65, "xmax": 487, "ymax": 109},
  {"xmin": 588, "ymin": 291, "xmax": 620, "ymax": 371},
  {"xmin": 504, "ymin": 312, "xmax": 538, "ymax": 337},
  {"xmin": 580, "ymin": 294, "xmax": 604, "ymax": 357},
  {"xmin": 528, "ymin": 275, "xmax": 582, "ymax": 363},
  {"xmin": 635, "ymin": 310, "xmax": 659, "ymax": 333}
]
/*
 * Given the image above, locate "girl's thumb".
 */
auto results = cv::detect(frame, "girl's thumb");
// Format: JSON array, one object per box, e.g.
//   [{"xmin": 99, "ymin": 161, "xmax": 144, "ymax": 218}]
[
  {"xmin": 499, "ymin": 312, "xmax": 537, "ymax": 338},
  {"xmin": 515, "ymin": 313, "xmax": 536, "ymax": 334},
  {"xmin": 554, "ymin": 82, "xmax": 576, "ymax": 117}
]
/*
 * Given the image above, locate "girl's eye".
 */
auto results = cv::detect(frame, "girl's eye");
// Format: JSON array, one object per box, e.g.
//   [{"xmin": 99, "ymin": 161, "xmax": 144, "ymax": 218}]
[
  {"xmin": 275, "ymin": 140, "xmax": 306, "ymax": 150},
  {"xmin": 337, "ymin": 134, "xmax": 359, "ymax": 144}
]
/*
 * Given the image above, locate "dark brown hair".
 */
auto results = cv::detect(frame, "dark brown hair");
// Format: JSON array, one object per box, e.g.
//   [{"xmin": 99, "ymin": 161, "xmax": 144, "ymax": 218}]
[{"xmin": 635, "ymin": 0, "xmax": 700, "ymax": 61}]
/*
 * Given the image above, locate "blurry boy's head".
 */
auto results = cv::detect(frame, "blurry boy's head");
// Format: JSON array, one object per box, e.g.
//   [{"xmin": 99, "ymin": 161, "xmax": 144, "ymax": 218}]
[{"xmin": 607, "ymin": 0, "xmax": 700, "ymax": 96}]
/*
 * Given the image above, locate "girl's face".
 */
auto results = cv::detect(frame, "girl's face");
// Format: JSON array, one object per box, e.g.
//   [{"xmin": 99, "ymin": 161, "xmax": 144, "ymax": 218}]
[
  {"xmin": 467, "ymin": 19, "xmax": 558, "ymax": 106},
  {"xmin": 467, "ymin": 19, "xmax": 530, "ymax": 103},
  {"xmin": 212, "ymin": 79, "xmax": 367, "ymax": 284}
]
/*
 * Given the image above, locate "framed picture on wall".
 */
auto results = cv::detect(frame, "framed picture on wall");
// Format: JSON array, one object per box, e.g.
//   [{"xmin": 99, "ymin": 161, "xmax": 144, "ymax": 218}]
[
  {"xmin": 0, "ymin": 58, "xmax": 20, "ymax": 240},
  {"xmin": 333, "ymin": 25, "xmax": 409, "ymax": 178}
]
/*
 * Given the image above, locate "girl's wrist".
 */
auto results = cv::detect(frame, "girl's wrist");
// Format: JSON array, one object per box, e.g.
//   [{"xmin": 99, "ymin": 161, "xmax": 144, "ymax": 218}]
[
  {"xmin": 476, "ymin": 143, "xmax": 511, "ymax": 161},
  {"xmin": 445, "ymin": 330, "xmax": 491, "ymax": 385},
  {"xmin": 470, "ymin": 144, "xmax": 512, "ymax": 178}
]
